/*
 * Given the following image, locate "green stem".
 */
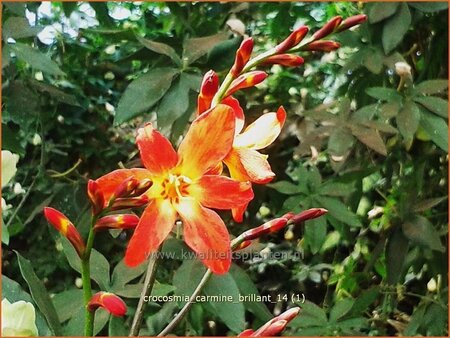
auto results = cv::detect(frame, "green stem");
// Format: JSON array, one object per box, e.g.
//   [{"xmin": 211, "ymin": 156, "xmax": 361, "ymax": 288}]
[{"xmin": 82, "ymin": 216, "xmax": 98, "ymax": 336}]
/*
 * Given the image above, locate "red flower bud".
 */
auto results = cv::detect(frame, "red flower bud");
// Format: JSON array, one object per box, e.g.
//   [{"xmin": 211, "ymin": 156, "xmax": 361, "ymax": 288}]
[
  {"xmin": 94, "ymin": 214, "xmax": 140, "ymax": 231},
  {"xmin": 312, "ymin": 16, "xmax": 342, "ymax": 40},
  {"xmin": 337, "ymin": 14, "xmax": 367, "ymax": 32},
  {"xmin": 87, "ymin": 292, "xmax": 127, "ymax": 317},
  {"xmin": 44, "ymin": 207, "xmax": 85, "ymax": 257},
  {"xmin": 261, "ymin": 54, "xmax": 304, "ymax": 67},
  {"xmin": 87, "ymin": 180, "xmax": 105, "ymax": 215},
  {"xmin": 110, "ymin": 177, "xmax": 139, "ymax": 202},
  {"xmin": 231, "ymin": 37, "xmax": 254, "ymax": 76},
  {"xmin": 197, "ymin": 70, "xmax": 219, "ymax": 115},
  {"xmin": 275, "ymin": 26, "xmax": 309, "ymax": 53},
  {"xmin": 242, "ymin": 217, "xmax": 288, "ymax": 241},
  {"xmin": 244, "ymin": 307, "xmax": 300, "ymax": 337},
  {"xmin": 303, "ymin": 40, "xmax": 340, "ymax": 52},
  {"xmin": 281, "ymin": 212, "xmax": 296, "ymax": 220},
  {"xmin": 131, "ymin": 179, "xmax": 153, "ymax": 196},
  {"xmin": 225, "ymin": 71, "xmax": 268, "ymax": 97},
  {"xmin": 289, "ymin": 208, "xmax": 328, "ymax": 225},
  {"xmin": 111, "ymin": 195, "xmax": 149, "ymax": 211}
]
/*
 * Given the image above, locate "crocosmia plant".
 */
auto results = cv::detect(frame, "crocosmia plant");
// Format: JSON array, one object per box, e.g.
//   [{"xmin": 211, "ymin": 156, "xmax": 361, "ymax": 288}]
[{"xmin": 3, "ymin": 5, "xmax": 373, "ymax": 337}]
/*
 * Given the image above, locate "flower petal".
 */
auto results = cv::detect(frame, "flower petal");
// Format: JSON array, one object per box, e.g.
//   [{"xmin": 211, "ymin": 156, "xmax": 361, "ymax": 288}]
[
  {"xmin": 222, "ymin": 96, "xmax": 245, "ymax": 135},
  {"xmin": 234, "ymin": 106, "xmax": 286, "ymax": 150},
  {"xmin": 189, "ymin": 175, "xmax": 254, "ymax": 210},
  {"xmin": 95, "ymin": 168, "xmax": 150, "ymax": 204},
  {"xmin": 177, "ymin": 104, "xmax": 235, "ymax": 178},
  {"xmin": 232, "ymin": 203, "xmax": 249, "ymax": 223},
  {"xmin": 175, "ymin": 198, "xmax": 231, "ymax": 274},
  {"xmin": 136, "ymin": 123, "xmax": 178, "ymax": 175},
  {"xmin": 224, "ymin": 147, "xmax": 275, "ymax": 184},
  {"xmin": 125, "ymin": 199, "xmax": 176, "ymax": 267}
]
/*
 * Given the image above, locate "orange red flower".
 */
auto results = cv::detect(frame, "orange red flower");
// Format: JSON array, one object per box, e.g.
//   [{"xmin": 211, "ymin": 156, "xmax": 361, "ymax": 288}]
[{"xmin": 96, "ymin": 104, "xmax": 254, "ymax": 274}]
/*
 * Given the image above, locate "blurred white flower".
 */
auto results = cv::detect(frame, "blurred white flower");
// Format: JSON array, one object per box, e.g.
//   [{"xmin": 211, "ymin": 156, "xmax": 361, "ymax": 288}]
[
  {"xmin": 32, "ymin": 134, "xmax": 42, "ymax": 146},
  {"xmin": 394, "ymin": 62, "xmax": 412, "ymax": 77},
  {"xmin": 1, "ymin": 299, "xmax": 38, "ymax": 336},
  {"xmin": 13, "ymin": 183, "xmax": 25, "ymax": 195},
  {"xmin": 1, "ymin": 151, "xmax": 19, "ymax": 188}
]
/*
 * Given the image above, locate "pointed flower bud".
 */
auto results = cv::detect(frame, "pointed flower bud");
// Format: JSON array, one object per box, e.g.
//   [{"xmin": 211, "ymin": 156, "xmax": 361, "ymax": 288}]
[
  {"xmin": 281, "ymin": 212, "xmax": 296, "ymax": 220},
  {"xmin": 261, "ymin": 54, "xmax": 304, "ymax": 67},
  {"xmin": 233, "ymin": 240, "xmax": 252, "ymax": 251},
  {"xmin": 87, "ymin": 180, "xmax": 105, "ymax": 215},
  {"xmin": 303, "ymin": 40, "xmax": 340, "ymax": 52},
  {"xmin": 225, "ymin": 71, "xmax": 268, "ymax": 97},
  {"xmin": 337, "ymin": 14, "xmax": 367, "ymax": 32},
  {"xmin": 130, "ymin": 179, "xmax": 153, "ymax": 197},
  {"xmin": 245, "ymin": 307, "xmax": 300, "ymax": 337},
  {"xmin": 275, "ymin": 26, "xmax": 309, "ymax": 53},
  {"xmin": 289, "ymin": 208, "xmax": 328, "ymax": 225},
  {"xmin": 94, "ymin": 214, "xmax": 140, "ymax": 231},
  {"xmin": 231, "ymin": 37, "xmax": 254, "ymax": 76},
  {"xmin": 111, "ymin": 195, "xmax": 149, "ymax": 211},
  {"xmin": 110, "ymin": 177, "xmax": 139, "ymax": 202},
  {"xmin": 197, "ymin": 70, "xmax": 219, "ymax": 115},
  {"xmin": 87, "ymin": 292, "xmax": 127, "ymax": 317},
  {"xmin": 312, "ymin": 16, "xmax": 342, "ymax": 40},
  {"xmin": 242, "ymin": 217, "xmax": 288, "ymax": 241},
  {"xmin": 44, "ymin": 207, "xmax": 85, "ymax": 257}
]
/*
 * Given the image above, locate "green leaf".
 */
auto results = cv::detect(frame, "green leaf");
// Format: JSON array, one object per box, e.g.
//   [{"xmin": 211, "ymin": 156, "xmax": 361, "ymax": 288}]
[
  {"xmin": 420, "ymin": 110, "xmax": 448, "ymax": 151},
  {"xmin": 15, "ymin": 252, "xmax": 63, "ymax": 335},
  {"xmin": 415, "ymin": 79, "xmax": 448, "ymax": 95},
  {"xmin": 136, "ymin": 35, "xmax": 182, "ymax": 66},
  {"xmin": 207, "ymin": 36, "xmax": 243, "ymax": 71},
  {"xmin": 204, "ymin": 272, "xmax": 245, "ymax": 333},
  {"xmin": 291, "ymin": 301, "xmax": 328, "ymax": 327},
  {"xmin": 380, "ymin": 101, "xmax": 401, "ymax": 118},
  {"xmin": 386, "ymin": 228, "xmax": 409, "ymax": 285},
  {"xmin": 368, "ymin": 2, "xmax": 399, "ymax": 23},
  {"xmin": 315, "ymin": 196, "xmax": 361, "ymax": 227},
  {"xmin": 173, "ymin": 258, "xmax": 205, "ymax": 303},
  {"xmin": 229, "ymin": 264, "xmax": 272, "ymax": 322},
  {"xmin": 108, "ymin": 316, "xmax": 127, "ymax": 336},
  {"xmin": 351, "ymin": 126, "xmax": 387, "ymax": 156},
  {"xmin": 396, "ymin": 100, "xmax": 420, "ymax": 142},
  {"xmin": 318, "ymin": 182, "xmax": 354, "ymax": 197},
  {"xmin": 366, "ymin": 87, "xmax": 402, "ymax": 102},
  {"xmin": 402, "ymin": 215, "xmax": 445, "ymax": 252},
  {"xmin": 114, "ymin": 68, "xmax": 179, "ymax": 125},
  {"xmin": 110, "ymin": 258, "xmax": 147, "ymax": 291},
  {"xmin": 2, "ymin": 222, "xmax": 10, "ymax": 245},
  {"xmin": 183, "ymin": 32, "xmax": 229, "ymax": 65},
  {"xmin": 413, "ymin": 96, "xmax": 448, "ymax": 119},
  {"xmin": 409, "ymin": 2, "xmax": 448, "ymax": 12},
  {"xmin": 146, "ymin": 302, "xmax": 179, "ymax": 336},
  {"xmin": 305, "ymin": 217, "xmax": 327, "ymax": 254},
  {"xmin": 29, "ymin": 80, "xmax": 80, "ymax": 107},
  {"xmin": 328, "ymin": 127, "xmax": 354, "ymax": 156},
  {"xmin": 61, "ymin": 238, "xmax": 110, "ymax": 290},
  {"xmin": 64, "ymin": 306, "xmax": 110, "ymax": 336},
  {"xmin": 363, "ymin": 47, "xmax": 383, "ymax": 74},
  {"xmin": 157, "ymin": 74, "xmax": 191, "ymax": 131},
  {"xmin": 329, "ymin": 298, "xmax": 354, "ymax": 323},
  {"xmin": 268, "ymin": 181, "xmax": 302, "ymax": 195},
  {"xmin": 90, "ymin": 2, "xmax": 114, "ymax": 27},
  {"xmin": 2, "ymin": 276, "xmax": 51, "ymax": 336},
  {"xmin": 3, "ymin": 17, "xmax": 41, "ymax": 39},
  {"xmin": 412, "ymin": 196, "xmax": 448, "ymax": 213},
  {"xmin": 10, "ymin": 43, "xmax": 65, "ymax": 76},
  {"xmin": 349, "ymin": 287, "xmax": 380, "ymax": 316},
  {"xmin": 382, "ymin": 3, "xmax": 411, "ymax": 54},
  {"xmin": 52, "ymin": 289, "xmax": 84, "ymax": 322}
]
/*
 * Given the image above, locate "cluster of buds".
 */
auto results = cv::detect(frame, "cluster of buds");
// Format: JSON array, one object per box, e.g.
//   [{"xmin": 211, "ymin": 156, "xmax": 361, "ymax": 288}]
[
  {"xmin": 239, "ymin": 307, "xmax": 300, "ymax": 336},
  {"xmin": 233, "ymin": 208, "xmax": 327, "ymax": 251},
  {"xmin": 87, "ymin": 177, "xmax": 152, "ymax": 215},
  {"xmin": 87, "ymin": 292, "xmax": 127, "ymax": 317}
]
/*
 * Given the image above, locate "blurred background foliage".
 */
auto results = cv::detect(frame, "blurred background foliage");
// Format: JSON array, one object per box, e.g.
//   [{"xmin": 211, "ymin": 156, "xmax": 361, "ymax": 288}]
[{"xmin": 1, "ymin": 1, "xmax": 448, "ymax": 336}]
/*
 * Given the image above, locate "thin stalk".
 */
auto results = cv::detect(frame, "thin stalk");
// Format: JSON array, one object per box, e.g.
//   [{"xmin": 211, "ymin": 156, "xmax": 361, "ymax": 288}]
[
  {"xmin": 82, "ymin": 216, "xmax": 98, "ymax": 336},
  {"xmin": 157, "ymin": 269, "xmax": 213, "ymax": 336},
  {"xmin": 157, "ymin": 236, "xmax": 244, "ymax": 336},
  {"xmin": 129, "ymin": 246, "xmax": 162, "ymax": 336}
]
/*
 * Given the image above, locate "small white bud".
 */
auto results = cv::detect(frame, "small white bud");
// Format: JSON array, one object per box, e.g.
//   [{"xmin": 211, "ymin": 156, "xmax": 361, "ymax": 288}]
[
  {"xmin": 32, "ymin": 133, "xmax": 42, "ymax": 146},
  {"xmin": 395, "ymin": 62, "xmax": 412, "ymax": 77}
]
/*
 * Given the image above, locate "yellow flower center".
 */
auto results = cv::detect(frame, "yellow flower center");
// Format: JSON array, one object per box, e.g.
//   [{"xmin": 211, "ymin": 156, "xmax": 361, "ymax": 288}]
[{"xmin": 160, "ymin": 174, "xmax": 191, "ymax": 203}]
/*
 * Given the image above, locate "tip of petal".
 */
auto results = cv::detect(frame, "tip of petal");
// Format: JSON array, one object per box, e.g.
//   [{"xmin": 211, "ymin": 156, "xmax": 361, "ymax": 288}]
[{"xmin": 276, "ymin": 106, "xmax": 287, "ymax": 126}]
